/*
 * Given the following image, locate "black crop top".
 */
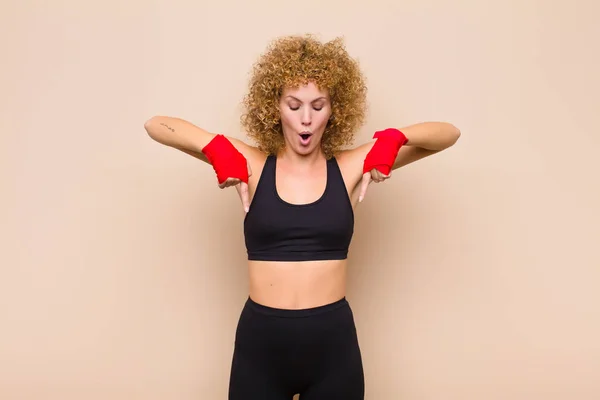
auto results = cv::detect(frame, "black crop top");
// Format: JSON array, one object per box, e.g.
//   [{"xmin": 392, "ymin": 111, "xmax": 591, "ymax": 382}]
[{"xmin": 244, "ymin": 155, "xmax": 354, "ymax": 261}]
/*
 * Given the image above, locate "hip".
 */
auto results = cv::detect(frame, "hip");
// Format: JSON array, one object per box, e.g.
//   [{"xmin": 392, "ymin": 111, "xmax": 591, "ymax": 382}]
[
  {"xmin": 234, "ymin": 295, "xmax": 360, "ymax": 361},
  {"xmin": 230, "ymin": 295, "xmax": 364, "ymax": 395}
]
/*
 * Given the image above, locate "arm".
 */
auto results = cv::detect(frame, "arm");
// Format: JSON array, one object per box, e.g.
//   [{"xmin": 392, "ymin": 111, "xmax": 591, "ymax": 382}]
[
  {"xmin": 143, "ymin": 115, "xmax": 260, "ymax": 163},
  {"xmin": 337, "ymin": 121, "xmax": 461, "ymax": 203},
  {"xmin": 391, "ymin": 121, "xmax": 461, "ymax": 170},
  {"xmin": 144, "ymin": 115, "xmax": 265, "ymax": 212}
]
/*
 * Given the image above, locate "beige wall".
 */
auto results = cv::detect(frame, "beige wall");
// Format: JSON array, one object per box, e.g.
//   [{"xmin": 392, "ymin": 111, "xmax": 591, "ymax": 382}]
[{"xmin": 2, "ymin": 1, "xmax": 599, "ymax": 399}]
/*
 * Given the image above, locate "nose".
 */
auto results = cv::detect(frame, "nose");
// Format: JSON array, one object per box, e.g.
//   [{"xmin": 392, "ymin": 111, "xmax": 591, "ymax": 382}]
[{"xmin": 301, "ymin": 107, "xmax": 311, "ymax": 126}]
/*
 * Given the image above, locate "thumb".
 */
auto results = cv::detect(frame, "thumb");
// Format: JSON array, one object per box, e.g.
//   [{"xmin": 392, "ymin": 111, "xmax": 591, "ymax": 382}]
[
  {"xmin": 247, "ymin": 161, "xmax": 252, "ymax": 178},
  {"xmin": 358, "ymin": 172, "xmax": 371, "ymax": 203},
  {"xmin": 240, "ymin": 182, "xmax": 250, "ymax": 213}
]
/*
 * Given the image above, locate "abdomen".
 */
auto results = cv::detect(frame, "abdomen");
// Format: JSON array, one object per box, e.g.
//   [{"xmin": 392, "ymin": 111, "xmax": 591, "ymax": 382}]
[{"xmin": 247, "ymin": 259, "xmax": 348, "ymax": 309}]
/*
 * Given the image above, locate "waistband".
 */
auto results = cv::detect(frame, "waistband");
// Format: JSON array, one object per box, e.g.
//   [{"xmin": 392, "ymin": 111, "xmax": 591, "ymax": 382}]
[{"xmin": 246, "ymin": 296, "xmax": 348, "ymax": 318}]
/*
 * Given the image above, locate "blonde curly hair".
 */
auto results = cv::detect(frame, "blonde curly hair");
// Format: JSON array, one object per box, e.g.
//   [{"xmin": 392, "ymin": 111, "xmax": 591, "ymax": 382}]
[{"xmin": 240, "ymin": 34, "xmax": 368, "ymax": 159}]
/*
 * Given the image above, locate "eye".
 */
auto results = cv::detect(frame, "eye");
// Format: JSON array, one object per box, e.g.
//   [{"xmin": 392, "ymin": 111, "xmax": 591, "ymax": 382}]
[{"xmin": 288, "ymin": 104, "xmax": 324, "ymax": 111}]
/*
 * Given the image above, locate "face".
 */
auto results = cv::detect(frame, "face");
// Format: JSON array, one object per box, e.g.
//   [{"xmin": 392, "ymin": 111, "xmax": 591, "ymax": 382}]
[{"xmin": 278, "ymin": 81, "xmax": 332, "ymax": 156}]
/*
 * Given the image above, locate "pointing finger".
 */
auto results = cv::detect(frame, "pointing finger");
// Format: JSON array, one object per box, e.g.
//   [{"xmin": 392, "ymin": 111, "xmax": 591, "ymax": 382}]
[
  {"xmin": 240, "ymin": 182, "xmax": 250, "ymax": 213},
  {"xmin": 358, "ymin": 172, "xmax": 371, "ymax": 203}
]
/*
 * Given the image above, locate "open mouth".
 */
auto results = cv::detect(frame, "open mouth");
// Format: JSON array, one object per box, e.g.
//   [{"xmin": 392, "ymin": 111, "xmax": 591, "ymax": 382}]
[{"xmin": 299, "ymin": 132, "xmax": 312, "ymax": 146}]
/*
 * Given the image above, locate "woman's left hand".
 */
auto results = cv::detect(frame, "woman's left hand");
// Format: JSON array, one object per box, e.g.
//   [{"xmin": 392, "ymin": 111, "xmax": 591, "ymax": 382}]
[{"xmin": 358, "ymin": 168, "xmax": 392, "ymax": 203}]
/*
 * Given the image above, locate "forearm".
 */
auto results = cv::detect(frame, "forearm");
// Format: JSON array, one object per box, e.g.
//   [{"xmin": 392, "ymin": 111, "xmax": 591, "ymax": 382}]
[
  {"xmin": 144, "ymin": 116, "xmax": 216, "ymax": 154},
  {"xmin": 401, "ymin": 122, "xmax": 461, "ymax": 151}
]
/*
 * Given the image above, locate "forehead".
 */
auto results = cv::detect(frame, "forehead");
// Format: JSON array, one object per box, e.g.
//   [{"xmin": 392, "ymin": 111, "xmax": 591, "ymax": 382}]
[{"xmin": 281, "ymin": 81, "xmax": 329, "ymax": 101}]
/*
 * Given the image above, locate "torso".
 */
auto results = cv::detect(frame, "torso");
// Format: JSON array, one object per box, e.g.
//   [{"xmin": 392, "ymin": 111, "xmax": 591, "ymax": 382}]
[
  {"xmin": 247, "ymin": 259, "xmax": 347, "ymax": 309},
  {"xmin": 243, "ymin": 149, "xmax": 363, "ymax": 309}
]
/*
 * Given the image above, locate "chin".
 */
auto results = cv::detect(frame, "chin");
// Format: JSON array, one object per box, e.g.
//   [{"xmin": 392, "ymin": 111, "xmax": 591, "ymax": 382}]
[
  {"xmin": 283, "ymin": 137, "xmax": 317, "ymax": 155},
  {"xmin": 296, "ymin": 143, "xmax": 321, "ymax": 156},
  {"xmin": 289, "ymin": 145, "xmax": 309, "ymax": 156}
]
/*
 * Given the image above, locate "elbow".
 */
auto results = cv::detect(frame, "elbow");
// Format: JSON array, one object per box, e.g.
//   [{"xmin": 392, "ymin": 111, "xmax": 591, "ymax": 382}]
[
  {"xmin": 445, "ymin": 123, "xmax": 461, "ymax": 148},
  {"xmin": 144, "ymin": 116, "xmax": 155, "ymax": 129},
  {"xmin": 144, "ymin": 115, "xmax": 163, "ymax": 140},
  {"xmin": 452, "ymin": 125, "xmax": 461, "ymax": 144}
]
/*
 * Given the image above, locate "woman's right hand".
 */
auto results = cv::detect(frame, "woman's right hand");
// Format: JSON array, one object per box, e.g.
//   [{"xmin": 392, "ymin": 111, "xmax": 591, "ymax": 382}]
[
  {"xmin": 221, "ymin": 160, "xmax": 253, "ymax": 213},
  {"xmin": 143, "ymin": 116, "xmax": 256, "ymax": 213}
]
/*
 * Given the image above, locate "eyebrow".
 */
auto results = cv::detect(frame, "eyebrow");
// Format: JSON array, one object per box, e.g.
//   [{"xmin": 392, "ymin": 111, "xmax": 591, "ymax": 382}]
[{"xmin": 285, "ymin": 96, "xmax": 328, "ymax": 103}]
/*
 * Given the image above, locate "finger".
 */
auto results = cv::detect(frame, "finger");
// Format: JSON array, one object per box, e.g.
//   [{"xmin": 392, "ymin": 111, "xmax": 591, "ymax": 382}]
[
  {"xmin": 358, "ymin": 172, "xmax": 371, "ymax": 203},
  {"xmin": 240, "ymin": 182, "xmax": 250, "ymax": 212},
  {"xmin": 247, "ymin": 162, "xmax": 253, "ymax": 178},
  {"xmin": 219, "ymin": 178, "xmax": 232, "ymax": 189},
  {"xmin": 373, "ymin": 170, "xmax": 383, "ymax": 181},
  {"xmin": 370, "ymin": 170, "xmax": 379, "ymax": 182},
  {"xmin": 220, "ymin": 178, "xmax": 239, "ymax": 188},
  {"xmin": 371, "ymin": 169, "xmax": 391, "ymax": 183},
  {"xmin": 232, "ymin": 182, "xmax": 245, "ymax": 211},
  {"xmin": 370, "ymin": 171, "xmax": 381, "ymax": 183}
]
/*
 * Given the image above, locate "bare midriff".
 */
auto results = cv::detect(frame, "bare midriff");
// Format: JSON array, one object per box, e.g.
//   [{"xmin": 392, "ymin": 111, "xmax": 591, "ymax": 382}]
[{"xmin": 247, "ymin": 259, "xmax": 347, "ymax": 309}]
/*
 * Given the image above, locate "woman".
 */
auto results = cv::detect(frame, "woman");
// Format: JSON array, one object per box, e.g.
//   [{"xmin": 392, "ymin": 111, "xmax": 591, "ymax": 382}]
[{"xmin": 144, "ymin": 34, "xmax": 460, "ymax": 400}]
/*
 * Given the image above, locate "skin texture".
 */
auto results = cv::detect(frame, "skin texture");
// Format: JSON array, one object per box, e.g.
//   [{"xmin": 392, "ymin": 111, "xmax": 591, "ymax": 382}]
[{"xmin": 144, "ymin": 35, "xmax": 461, "ymax": 309}]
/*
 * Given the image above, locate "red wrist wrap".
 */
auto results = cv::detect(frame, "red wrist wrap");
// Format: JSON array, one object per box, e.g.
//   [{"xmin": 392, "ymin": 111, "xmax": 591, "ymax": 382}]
[
  {"xmin": 201, "ymin": 134, "xmax": 249, "ymax": 184},
  {"xmin": 363, "ymin": 128, "xmax": 408, "ymax": 175}
]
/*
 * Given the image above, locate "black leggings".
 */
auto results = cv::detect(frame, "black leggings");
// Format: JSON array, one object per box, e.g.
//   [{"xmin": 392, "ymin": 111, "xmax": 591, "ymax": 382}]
[{"xmin": 228, "ymin": 296, "xmax": 365, "ymax": 399}]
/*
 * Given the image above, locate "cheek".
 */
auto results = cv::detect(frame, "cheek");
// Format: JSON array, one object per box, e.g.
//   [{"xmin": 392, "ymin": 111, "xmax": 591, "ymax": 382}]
[
  {"xmin": 279, "ymin": 109, "xmax": 297, "ymax": 126},
  {"xmin": 317, "ymin": 111, "xmax": 332, "ymax": 126}
]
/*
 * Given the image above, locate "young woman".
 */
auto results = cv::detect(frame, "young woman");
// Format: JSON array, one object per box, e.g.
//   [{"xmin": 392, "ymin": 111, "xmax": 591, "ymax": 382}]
[{"xmin": 144, "ymin": 34, "xmax": 460, "ymax": 400}]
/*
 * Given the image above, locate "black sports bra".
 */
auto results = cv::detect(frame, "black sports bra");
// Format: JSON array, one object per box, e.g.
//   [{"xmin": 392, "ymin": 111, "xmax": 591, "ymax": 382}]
[{"xmin": 244, "ymin": 155, "xmax": 354, "ymax": 262}]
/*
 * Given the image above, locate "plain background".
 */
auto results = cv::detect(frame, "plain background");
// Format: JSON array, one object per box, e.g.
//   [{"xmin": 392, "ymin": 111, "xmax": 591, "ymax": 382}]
[{"xmin": 2, "ymin": 0, "xmax": 599, "ymax": 399}]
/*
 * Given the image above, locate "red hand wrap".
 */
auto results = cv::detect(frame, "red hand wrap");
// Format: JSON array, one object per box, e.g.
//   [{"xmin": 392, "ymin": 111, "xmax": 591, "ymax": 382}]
[
  {"xmin": 201, "ymin": 134, "xmax": 249, "ymax": 184},
  {"xmin": 363, "ymin": 128, "xmax": 408, "ymax": 175}
]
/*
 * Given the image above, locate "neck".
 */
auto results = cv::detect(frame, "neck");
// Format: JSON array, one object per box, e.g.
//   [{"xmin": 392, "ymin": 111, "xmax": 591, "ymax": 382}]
[{"xmin": 277, "ymin": 147, "xmax": 325, "ymax": 168}]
